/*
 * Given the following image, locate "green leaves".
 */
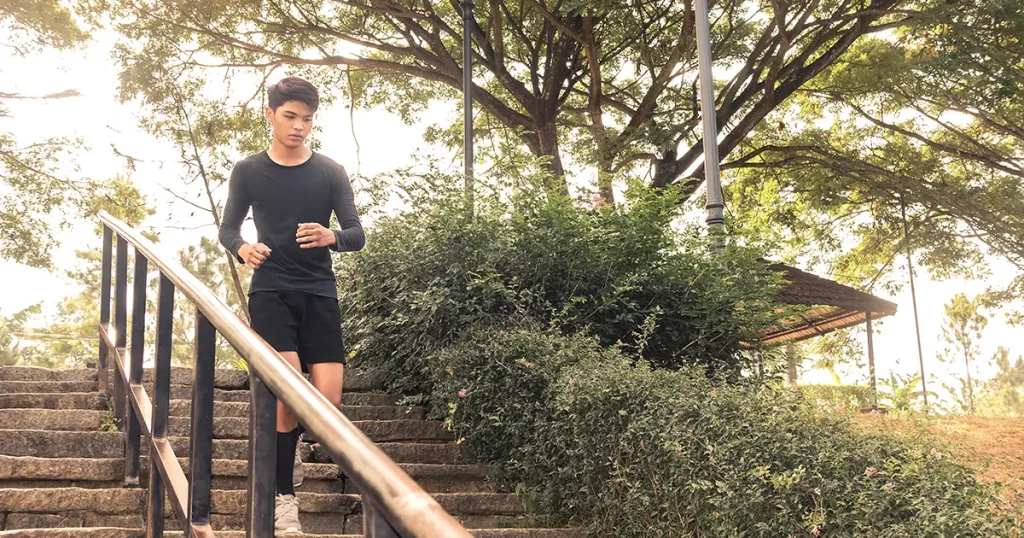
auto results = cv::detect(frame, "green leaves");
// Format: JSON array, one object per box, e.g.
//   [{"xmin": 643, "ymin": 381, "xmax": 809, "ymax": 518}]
[
  {"xmin": 728, "ymin": 1, "xmax": 1024, "ymax": 300},
  {"xmin": 0, "ymin": 0, "xmax": 89, "ymax": 53},
  {"xmin": 436, "ymin": 330, "xmax": 1020, "ymax": 536},
  {"xmin": 340, "ymin": 173, "xmax": 786, "ymax": 393},
  {"xmin": 0, "ymin": 2, "xmax": 97, "ymax": 267}
]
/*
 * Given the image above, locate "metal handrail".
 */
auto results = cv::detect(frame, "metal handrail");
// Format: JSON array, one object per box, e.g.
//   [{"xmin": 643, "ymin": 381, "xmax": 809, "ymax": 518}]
[{"xmin": 97, "ymin": 210, "xmax": 472, "ymax": 537}]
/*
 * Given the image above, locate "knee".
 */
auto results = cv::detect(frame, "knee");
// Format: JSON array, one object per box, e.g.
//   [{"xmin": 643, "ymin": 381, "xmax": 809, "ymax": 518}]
[{"xmin": 321, "ymin": 388, "xmax": 342, "ymax": 408}]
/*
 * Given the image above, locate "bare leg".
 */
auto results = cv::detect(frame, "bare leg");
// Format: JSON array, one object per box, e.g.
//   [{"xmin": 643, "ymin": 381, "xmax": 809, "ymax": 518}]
[
  {"xmin": 309, "ymin": 362, "xmax": 345, "ymax": 409},
  {"xmin": 277, "ymin": 351, "xmax": 302, "ymax": 433}
]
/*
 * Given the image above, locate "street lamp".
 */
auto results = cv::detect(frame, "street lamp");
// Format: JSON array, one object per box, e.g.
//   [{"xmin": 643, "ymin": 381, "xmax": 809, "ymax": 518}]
[
  {"xmin": 694, "ymin": 0, "xmax": 725, "ymax": 253},
  {"xmin": 460, "ymin": 0, "xmax": 475, "ymax": 211}
]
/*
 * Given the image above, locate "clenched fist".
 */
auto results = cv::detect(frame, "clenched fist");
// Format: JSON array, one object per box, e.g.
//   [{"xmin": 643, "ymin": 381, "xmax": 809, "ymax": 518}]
[
  {"xmin": 239, "ymin": 243, "xmax": 272, "ymax": 270},
  {"xmin": 296, "ymin": 223, "xmax": 336, "ymax": 249}
]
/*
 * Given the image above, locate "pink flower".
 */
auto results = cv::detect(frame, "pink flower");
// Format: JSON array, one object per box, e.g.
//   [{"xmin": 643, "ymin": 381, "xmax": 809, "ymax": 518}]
[
  {"xmin": 865, "ymin": 467, "xmax": 877, "ymax": 477},
  {"xmin": 812, "ymin": 529, "xmax": 822, "ymax": 537},
  {"xmin": 458, "ymin": 390, "xmax": 467, "ymax": 399},
  {"xmin": 882, "ymin": 483, "xmax": 895, "ymax": 492},
  {"xmin": 526, "ymin": 362, "xmax": 535, "ymax": 369},
  {"xmin": 568, "ymin": 378, "xmax": 576, "ymax": 387},
  {"xmin": 498, "ymin": 330, "xmax": 505, "ymax": 336},
  {"xmin": 931, "ymin": 448, "xmax": 943, "ymax": 461},
  {"xmin": 593, "ymin": 195, "xmax": 603, "ymax": 202}
]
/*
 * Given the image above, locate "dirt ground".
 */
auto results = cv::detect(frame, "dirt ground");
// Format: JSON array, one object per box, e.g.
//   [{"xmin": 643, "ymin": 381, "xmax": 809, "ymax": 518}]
[{"xmin": 855, "ymin": 414, "xmax": 1024, "ymax": 502}]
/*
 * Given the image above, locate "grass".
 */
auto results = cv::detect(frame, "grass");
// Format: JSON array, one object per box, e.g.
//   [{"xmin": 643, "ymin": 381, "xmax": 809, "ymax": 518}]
[{"xmin": 855, "ymin": 413, "xmax": 1024, "ymax": 507}]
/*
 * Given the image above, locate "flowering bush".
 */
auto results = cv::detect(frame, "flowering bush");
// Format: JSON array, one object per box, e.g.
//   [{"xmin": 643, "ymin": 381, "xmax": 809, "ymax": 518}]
[{"xmin": 435, "ymin": 327, "xmax": 1021, "ymax": 537}]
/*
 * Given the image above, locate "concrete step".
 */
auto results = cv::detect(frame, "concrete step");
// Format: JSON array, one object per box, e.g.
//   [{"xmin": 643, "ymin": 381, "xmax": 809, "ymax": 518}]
[
  {"xmin": 0, "ymin": 409, "xmax": 453, "ymax": 442},
  {"xmin": 0, "ymin": 382, "xmax": 97, "ymax": 395},
  {"xmin": 0, "ymin": 368, "xmax": 96, "ymax": 382},
  {"xmin": 0, "ymin": 456, "xmax": 495, "ymax": 494},
  {"xmin": 0, "ymin": 487, "xmax": 526, "ymax": 533},
  {"xmin": 0, "ymin": 391, "xmax": 400, "ymax": 409},
  {"xmin": 0, "ymin": 393, "xmax": 108, "ymax": 411},
  {"xmin": 0, "ymin": 371, "xmax": 382, "ymax": 397},
  {"xmin": 0, "ymin": 528, "xmax": 580, "ymax": 537},
  {"xmin": 168, "ymin": 388, "xmax": 401, "ymax": 406},
  {"xmin": 0, "ymin": 368, "xmax": 385, "ymax": 394},
  {"xmin": 166, "ymin": 400, "xmax": 426, "ymax": 421},
  {"xmin": 0, "ymin": 431, "xmax": 462, "ymax": 464}
]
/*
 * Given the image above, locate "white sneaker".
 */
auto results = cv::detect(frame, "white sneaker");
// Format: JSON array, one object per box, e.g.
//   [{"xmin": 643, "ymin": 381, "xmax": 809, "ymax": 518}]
[
  {"xmin": 293, "ymin": 433, "xmax": 305, "ymax": 488},
  {"xmin": 274, "ymin": 494, "xmax": 302, "ymax": 534}
]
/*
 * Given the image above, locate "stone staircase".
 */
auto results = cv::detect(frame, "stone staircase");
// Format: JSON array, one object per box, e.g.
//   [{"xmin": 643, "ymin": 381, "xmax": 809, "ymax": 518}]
[{"xmin": 0, "ymin": 365, "xmax": 575, "ymax": 537}]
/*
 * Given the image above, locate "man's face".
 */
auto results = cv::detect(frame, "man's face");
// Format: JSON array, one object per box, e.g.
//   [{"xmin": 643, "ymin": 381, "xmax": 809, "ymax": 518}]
[{"xmin": 266, "ymin": 100, "xmax": 314, "ymax": 149}]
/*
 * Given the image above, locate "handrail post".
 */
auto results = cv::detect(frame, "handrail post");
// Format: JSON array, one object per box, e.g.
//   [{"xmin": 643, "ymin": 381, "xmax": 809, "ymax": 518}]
[
  {"xmin": 125, "ymin": 252, "xmax": 148, "ymax": 487},
  {"xmin": 147, "ymin": 273, "xmax": 175, "ymax": 537},
  {"xmin": 365, "ymin": 500, "xmax": 400, "ymax": 538},
  {"xmin": 114, "ymin": 235, "xmax": 129, "ymax": 429},
  {"xmin": 99, "ymin": 225, "xmax": 113, "ymax": 395},
  {"xmin": 246, "ymin": 371, "xmax": 277, "ymax": 538},
  {"xmin": 188, "ymin": 311, "xmax": 216, "ymax": 527}
]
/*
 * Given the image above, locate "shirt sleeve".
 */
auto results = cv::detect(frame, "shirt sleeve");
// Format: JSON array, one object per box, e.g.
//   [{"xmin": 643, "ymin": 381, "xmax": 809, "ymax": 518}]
[
  {"xmin": 219, "ymin": 163, "xmax": 251, "ymax": 264},
  {"xmin": 329, "ymin": 165, "xmax": 366, "ymax": 252}
]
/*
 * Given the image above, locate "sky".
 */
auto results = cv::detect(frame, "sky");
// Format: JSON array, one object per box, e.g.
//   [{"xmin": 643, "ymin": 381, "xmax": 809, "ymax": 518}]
[{"xmin": 2, "ymin": 25, "xmax": 1021, "ymax": 400}]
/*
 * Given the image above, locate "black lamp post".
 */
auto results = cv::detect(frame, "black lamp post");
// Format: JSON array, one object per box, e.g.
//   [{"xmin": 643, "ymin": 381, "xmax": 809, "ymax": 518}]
[{"xmin": 460, "ymin": 0, "xmax": 475, "ymax": 211}]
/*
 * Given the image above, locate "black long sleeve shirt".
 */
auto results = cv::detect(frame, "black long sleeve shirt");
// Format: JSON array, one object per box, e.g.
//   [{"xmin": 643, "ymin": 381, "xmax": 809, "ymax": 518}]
[{"xmin": 218, "ymin": 151, "xmax": 365, "ymax": 299}]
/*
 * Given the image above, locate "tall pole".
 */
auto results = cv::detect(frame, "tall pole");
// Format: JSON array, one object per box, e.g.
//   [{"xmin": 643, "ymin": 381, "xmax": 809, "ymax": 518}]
[
  {"xmin": 901, "ymin": 193, "xmax": 928, "ymax": 408},
  {"xmin": 866, "ymin": 312, "xmax": 877, "ymax": 409},
  {"xmin": 695, "ymin": 0, "xmax": 725, "ymax": 254},
  {"xmin": 461, "ymin": 0, "xmax": 475, "ymax": 213}
]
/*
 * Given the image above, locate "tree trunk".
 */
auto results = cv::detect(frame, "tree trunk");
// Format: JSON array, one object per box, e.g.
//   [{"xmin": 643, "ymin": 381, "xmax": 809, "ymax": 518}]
[
  {"xmin": 964, "ymin": 349, "xmax": 975, "ymax": 415},
  {"xmin": 584, "ymin": 10, "xmax": 614, "ymax": 206},
  {"xmin": 786, "ymin": 343, "xmax": 799, "ymax": 386},
  {"xmin": 197, "ymin": 157, "xmax": 250, "ymax": 324},
  {"xmin": 525, "ymin": 120, "xmax": 569, "ymax": 194}
]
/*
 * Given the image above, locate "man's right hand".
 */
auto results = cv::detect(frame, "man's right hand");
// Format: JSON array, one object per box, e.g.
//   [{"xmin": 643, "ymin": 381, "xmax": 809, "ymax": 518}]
[{"xmin": 239, "ymin": 243, "xmax": 272, "ymax": 270}]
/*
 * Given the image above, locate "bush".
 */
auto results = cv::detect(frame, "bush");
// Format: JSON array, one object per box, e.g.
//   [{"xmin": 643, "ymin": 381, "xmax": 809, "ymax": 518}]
[
  {"xmin": 798, "ymin": 384, "xmax": 877, "ymax": 412},
  {"xmin": 429, "ymin": 324, "xmax": 613, "ymax": 468},
  {"xmin": 339, "ymin": 174, "xmax": 785, "ymax": 392},
  {"xmin": 436, "ymin": 327, "xmax": 1020, "ymax": 537}
]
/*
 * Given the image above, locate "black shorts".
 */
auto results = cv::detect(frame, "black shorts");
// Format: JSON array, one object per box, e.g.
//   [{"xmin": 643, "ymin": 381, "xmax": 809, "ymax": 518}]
[{"xmin": 249, "ymin": 291, "xmax": 346, "ymax": 371}]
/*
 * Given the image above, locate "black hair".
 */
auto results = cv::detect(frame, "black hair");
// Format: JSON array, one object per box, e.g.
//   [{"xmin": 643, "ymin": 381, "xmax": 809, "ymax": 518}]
[{"xmin": 268, "ymin": 76, "xmax": 320, "ymax": 112}]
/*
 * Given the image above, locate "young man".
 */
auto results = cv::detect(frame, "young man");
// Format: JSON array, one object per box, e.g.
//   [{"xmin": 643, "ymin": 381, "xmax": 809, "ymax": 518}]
[{"xmin": 218, "ymin": 76, "xmax": 365, "ymax": 534}]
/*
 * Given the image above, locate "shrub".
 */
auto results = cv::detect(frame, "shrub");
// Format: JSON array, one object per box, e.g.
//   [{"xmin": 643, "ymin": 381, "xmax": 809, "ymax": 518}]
[
  {"xmin": 429, "ymin": 324, "xmax": 612, "ymax": 468},
  {"xmin": 339, "ymin": 174, "xmax": 785, "ymax": 392},
  {"xmin": 798, "ymin": 384, "xmax": 877, "ymax": 412},
  {"xmin": 436, "ymin": 327, "xmax": 1020, "ymax": 537}
]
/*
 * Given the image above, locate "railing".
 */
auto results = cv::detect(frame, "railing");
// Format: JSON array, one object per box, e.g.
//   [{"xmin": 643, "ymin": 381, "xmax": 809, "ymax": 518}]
[{"xmin": 96, "ymin": 211, "xmax": 473, "ymax": 538}]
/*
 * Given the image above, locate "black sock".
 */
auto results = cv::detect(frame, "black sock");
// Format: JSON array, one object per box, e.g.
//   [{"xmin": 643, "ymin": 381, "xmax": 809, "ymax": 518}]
[{"xmin": 276, "ymin": 428, "xmax": 299, "ymax": 496}]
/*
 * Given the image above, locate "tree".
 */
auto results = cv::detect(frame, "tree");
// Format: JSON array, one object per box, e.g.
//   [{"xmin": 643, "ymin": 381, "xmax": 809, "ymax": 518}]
[
  {"xmin": 0, "ymin": 1, "xmax": 102, "ymax": 267},
  {"xmin": 936, "ymin": 293, "xmax": 988, "ymax": 415},
  {"xmin": 0, "ymin": 304, "xmax": 44, "ymax": 366},
  {"xmin": 976, "ymin": 347, "xmax": 1024, "ymax": 417},
  {"xmin": 115, "ymin": 73, "xmax": 270, "ymax": 322},
  {"xmin": 92, "ymin": 0, "xmax": 918, "ymax": 202},
  {"xmin": 91, "ymin": 0, "xmax": 1024, "ymax": 308},
  {"xmin": 727, "ymin": 0, "xmax": 1024, "ymax": 293},
  {"xmin": 173, "ymin": 236, "xmax": 251, "ymax": 368}
]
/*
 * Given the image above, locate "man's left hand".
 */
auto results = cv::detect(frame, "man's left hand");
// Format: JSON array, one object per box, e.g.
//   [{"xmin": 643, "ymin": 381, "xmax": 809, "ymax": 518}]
[{"xmin": 296, "ymin": 223, "xmax": 336, "ymax": 249}]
